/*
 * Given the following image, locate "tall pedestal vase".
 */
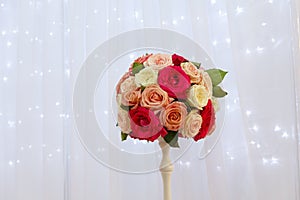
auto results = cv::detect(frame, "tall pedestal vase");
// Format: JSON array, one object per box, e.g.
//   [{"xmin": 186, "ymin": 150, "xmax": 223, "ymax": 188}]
[{"xmin": 158, "ymin": 137, "xmax": 174, "ymax": 200}]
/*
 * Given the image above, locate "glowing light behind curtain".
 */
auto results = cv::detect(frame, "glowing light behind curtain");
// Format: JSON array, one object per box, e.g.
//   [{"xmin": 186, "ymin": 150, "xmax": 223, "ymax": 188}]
[
  {"xmin": 0, "ymin": 0, "xmax": 299, "ymax": 200},
  {"xmin": 0, "ymin": 0, "xmax": 66, "ymax": 200}
]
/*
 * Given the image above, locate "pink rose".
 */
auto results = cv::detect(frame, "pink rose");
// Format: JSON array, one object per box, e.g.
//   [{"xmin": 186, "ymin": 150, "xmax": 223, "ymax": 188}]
[
  {"xmin": 129, "ymin": 106, "xmax": 167, "ymax": 141},
  {"xmin": 160, "ymin": 101, "xmax": 187, "ymax": 131},
  {"xmin": 158, "ymin": 66, "xmax": 191, "ymax": 99}
]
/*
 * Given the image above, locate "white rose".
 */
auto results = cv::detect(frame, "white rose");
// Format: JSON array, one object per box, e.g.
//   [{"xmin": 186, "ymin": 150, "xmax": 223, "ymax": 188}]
[
  {"xmin": 181, "ymin": 110, "xmax": 202, "ymax": 138},
  {"xmin": 187, "ymin": 84, "xmax": 209, "ymax": 109},
  {"xmin": 117, "ymin": 108, "xmax": 131, "ymax": 133},
  {"xmin": 120, "ymin": 76, "xmax": 137, "ymax": 93},
  {"xmin": 144, "ymin": 53, "xmax": 173, "ymax": 70},
  {"xmin": 135, "ymin": 67, "xmax": 158, "ymax": 86}
]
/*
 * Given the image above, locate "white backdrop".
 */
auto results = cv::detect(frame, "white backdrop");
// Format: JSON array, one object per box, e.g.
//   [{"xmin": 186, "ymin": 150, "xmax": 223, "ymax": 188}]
[{"xmin": 0, "ymin": 0, "xmax": 300, "ymax": 200}]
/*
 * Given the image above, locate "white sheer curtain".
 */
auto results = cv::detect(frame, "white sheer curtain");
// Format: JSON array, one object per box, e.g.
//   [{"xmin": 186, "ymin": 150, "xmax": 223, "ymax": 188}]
[{"xmin": 0, "ymin": 0, "xmax": 299, "ymax": 200}]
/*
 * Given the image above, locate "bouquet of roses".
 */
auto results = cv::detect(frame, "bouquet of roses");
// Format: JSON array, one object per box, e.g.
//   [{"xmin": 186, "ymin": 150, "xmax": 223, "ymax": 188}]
[{"xmin": 116, "ymin": 53, "xmax": 227, "ymax": 147}]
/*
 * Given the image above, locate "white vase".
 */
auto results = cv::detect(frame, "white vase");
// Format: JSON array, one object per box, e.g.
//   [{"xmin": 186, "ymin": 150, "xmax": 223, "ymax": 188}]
[{"xmin": 158, "ymin": 137, "xmax": 174, "ymax": 200}]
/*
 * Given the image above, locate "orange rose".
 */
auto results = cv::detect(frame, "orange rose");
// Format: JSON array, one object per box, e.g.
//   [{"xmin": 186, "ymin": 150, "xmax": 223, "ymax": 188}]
[
  {"xmin": 121, "ymin": 88, "xmax": 141, "ymax": 108},
  {"xmin": 160, "ymin": 102, "xmax": 187, "ymax": 131},
  {"xmin": 141, "ymin": 84, "xmax": 171, "ymax": 110}
]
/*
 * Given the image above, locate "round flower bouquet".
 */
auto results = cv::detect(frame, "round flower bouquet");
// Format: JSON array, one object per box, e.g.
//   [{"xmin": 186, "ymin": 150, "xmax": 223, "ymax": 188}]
[{"xmin": 116, "ymin": 53, "xmax": 227, "ymax": 200}]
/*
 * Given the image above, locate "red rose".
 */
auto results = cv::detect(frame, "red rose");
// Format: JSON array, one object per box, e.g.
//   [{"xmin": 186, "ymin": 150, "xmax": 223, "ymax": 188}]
[
  {"xmin": 129, "ymin": 106, "xmax": 167, "ymax": 141},
  {"xmin": 194, "ymin": 99, "xmax": 216, "ymax": 141},
  {"xmin": 158, "ymin": 66, "xmax": 191, "ymax": 99},
  {"xmin": 172, "ymin": 54, "xmax": 188, "ymax": 66}
]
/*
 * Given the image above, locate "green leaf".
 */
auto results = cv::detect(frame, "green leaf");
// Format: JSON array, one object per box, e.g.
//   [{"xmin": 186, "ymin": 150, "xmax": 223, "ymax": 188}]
[
  {"xmin": 213, "ymin": 86, "xmax": 228, "ymax": 98},
  {"xmin": 191, "ymin": 61, "xmax": 201, "ymax": 69},
  {"xmin": 206, "ymin": 69, "xmax": 228, "ymax": 86},
  {"xmin": 178, "ymin": 100, "xmax": 192, "ymax": 112},
  {"xmin": 121, "ymin": 132, "xmax": 128, "ymax": 141},
  {"xmin": 140, "ymin": 85, "xmax": 146, "ymax": 92},
  {"xmin": 132, "ymin": 62, "xmax": 145, "ymax": 75},
  {"xmin": 163, "ymin": 131, "xmax": 180, "ymax": 148},
  {"xmin": 120, "ymin": 104, "xmax": 131, "ymax": 111}
]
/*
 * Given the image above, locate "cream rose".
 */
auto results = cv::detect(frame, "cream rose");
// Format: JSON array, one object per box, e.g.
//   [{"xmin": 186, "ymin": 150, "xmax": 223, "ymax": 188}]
[
  {"xmin": 135, "ymin": 67, "xmax": 158, "ymax": 86},
  {"xmin": 211, "ymin": 97, "xmax": 220, "ymax": 112},
  {"xmin": 117, "ymin": 108, "xmax": 131, "ymax": 133},
  {"xmin": 120, "ymin": 76, "xmax": 137, "ymax": 93},
  {"xmin": 181, "ymin": 110, "xmax": 202, "ymax": 138},
  {"xmin": 121, "ymin": 88, "xmax": 141, "ymax": 108},
  {"xmin": 140, "ymin": 84, "xmax": 171, "ymax": 110},
  {"xmin": 187, "ymin": 84, "xmax": 209, "ymax": 109},
  {"xmin": 160, "ymin": 101, "xmax": 187, "ymax": 131},
  {"xmin": 144, "ymin": 53, "xmax": 173, "ymax": 70},
  {"xmin": 180, "ymin": 62, "xmax": 201, "ymax": 84}
]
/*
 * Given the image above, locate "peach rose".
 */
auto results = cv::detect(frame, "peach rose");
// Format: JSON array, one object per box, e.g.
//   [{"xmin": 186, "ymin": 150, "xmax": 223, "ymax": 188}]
[
  {"xmin": 202, "ymin": 71, "xmax": 213, "ymax": 98},
  {"xmin": 144, "ymin": 53, "xmax": 173, "ymax": 70},
  {"xmin": 180, "ymin": 62, "xmax": 201, "ymax": 84},
  {"xmin": 187, "ymin": 84, "xmax": 209, "ymax": 109},
  {"xmin": 116, "ymin": 93, "xmax": 122, "ymax": 105},
  {"xmin": 120, "ymin": 76, "xmax": 137, "ymax": 93},
  {"xmin": 121, "ymin": 88, "xmax": 141, "ymax": 108},
  {"xmin": 181, "ymin": 110, "xmax": 202, "ymax": 138},
  {"xmin": 140, "ymin": 84, "xmax": 171, "ymax": 110},
  {"xmin": 160, "ymin": 102, "xmax": 187, "ymax": 131},
  {"xmin": 117, "ymin": 108, "xmax": 131, "ymax": 133},
  {"xmin": 116, "ymin": 72, "xmax": 131, "ymax": 94}
]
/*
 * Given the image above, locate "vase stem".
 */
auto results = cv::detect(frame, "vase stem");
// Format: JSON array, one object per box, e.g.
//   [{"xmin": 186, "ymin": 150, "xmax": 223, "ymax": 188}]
[{"xmin": 158, "ymin": 137, "xmax": 174, "ymax": 200}]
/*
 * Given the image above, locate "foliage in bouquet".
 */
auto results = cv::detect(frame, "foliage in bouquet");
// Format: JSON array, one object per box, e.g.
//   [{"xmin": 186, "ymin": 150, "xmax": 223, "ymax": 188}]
[{"xmin": 116, "ymin": 53, "xmax": 227, "ymax": 147}]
